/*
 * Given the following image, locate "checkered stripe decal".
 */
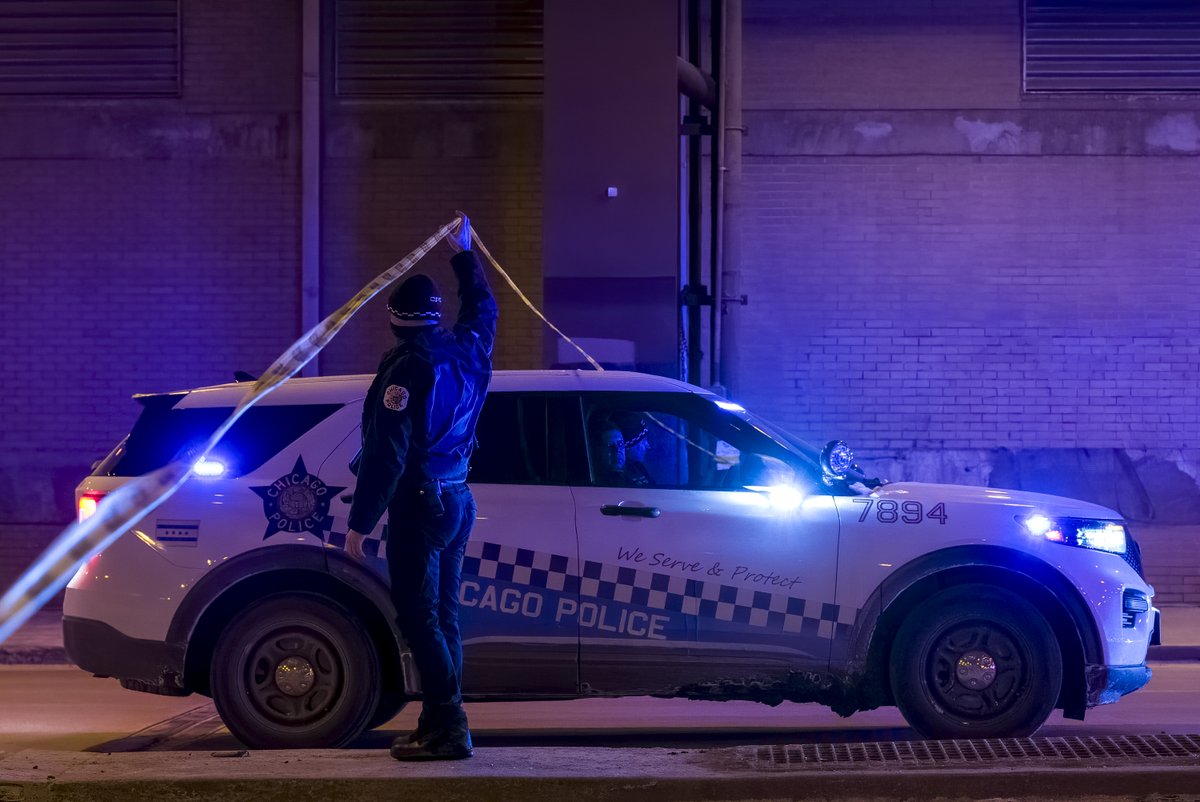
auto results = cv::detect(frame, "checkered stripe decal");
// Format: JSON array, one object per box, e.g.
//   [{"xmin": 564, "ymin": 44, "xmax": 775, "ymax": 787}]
[{"xmin": 463, "ymin": 541, "xmax": 857, "ymax": 640}]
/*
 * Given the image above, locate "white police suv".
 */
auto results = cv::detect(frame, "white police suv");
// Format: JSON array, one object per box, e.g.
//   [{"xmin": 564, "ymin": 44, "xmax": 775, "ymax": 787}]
[{"xmin": 66, "ymin": 370, "xmax": 1158, "ymax": 748}]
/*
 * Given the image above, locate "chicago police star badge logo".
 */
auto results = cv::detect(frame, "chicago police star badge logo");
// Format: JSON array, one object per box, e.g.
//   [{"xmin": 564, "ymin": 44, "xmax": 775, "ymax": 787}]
[{"xmin": 251, "ymin": 456, "xmax": 346, "ymax": 541}]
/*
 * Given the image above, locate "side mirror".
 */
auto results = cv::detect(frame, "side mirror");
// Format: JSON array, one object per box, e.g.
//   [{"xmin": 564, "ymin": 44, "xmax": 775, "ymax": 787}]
[{"xmin": 820, "ymin": 440, "xmax": 855, "ymax": 481}]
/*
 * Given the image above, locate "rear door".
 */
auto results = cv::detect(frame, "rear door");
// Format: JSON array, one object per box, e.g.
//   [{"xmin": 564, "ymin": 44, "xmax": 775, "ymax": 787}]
[
  {"xmin": 570, "ymin": 392, "xmax": 843, "ymax": 695},
  {"xmin": 324, "ymin": 392, "xmax": 579, "ymax": 696},
  {"xmin": 453, "ymin": 392, "xmax": 579, "ymax": 695}
]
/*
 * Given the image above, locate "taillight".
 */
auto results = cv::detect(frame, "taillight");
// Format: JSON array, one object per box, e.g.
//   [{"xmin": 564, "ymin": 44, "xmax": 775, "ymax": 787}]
[{"xmin": 78, "ymin": 492, "xmax": 105, "ymax": 522}]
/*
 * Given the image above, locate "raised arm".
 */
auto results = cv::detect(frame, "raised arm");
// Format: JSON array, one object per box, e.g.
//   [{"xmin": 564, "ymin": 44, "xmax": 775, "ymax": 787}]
[{"xmin": 447, "ymin": 213, "xmax": 497, "ymax": 357}]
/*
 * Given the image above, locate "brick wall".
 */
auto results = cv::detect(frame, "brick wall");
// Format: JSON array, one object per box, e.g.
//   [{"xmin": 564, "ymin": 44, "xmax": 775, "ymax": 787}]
[
  {"xmin": 1138, "ymin": 526, "xmax": 1200, "ymax": 605},
  {"xmin": 734, "ymin": 156, "xmax": 1200, "ymax": 449},
  {"xmin": 0, "ymin": 1, "xmax": 543, "ymax": 599},
  {"xmin": 0, "ymin": 1, "xmax": 304, "ymax": 604},
  {"xmin": 735, "ymin": 0, "xmax": 1200, "ymax": 598}
]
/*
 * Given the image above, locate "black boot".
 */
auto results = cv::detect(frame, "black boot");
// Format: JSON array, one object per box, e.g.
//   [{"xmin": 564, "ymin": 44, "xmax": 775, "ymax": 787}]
[
  {"xmin": 399, "ymin": 710, "xmax": 432, "ymax": 747},
  {"xmin": 390, "ymin": 704, "xmax": 473, "ymax": 761}
]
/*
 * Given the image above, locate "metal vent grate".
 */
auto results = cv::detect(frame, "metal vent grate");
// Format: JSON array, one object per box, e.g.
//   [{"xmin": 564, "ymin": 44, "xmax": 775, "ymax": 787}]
[
  {"xmin": 737, "ymin": 734, "xmax": 1200, "ymax": 771},
  {"xmin": 335, "ymin": 0, "xmax": 542, "ymax": 99},
  {"xmin": 1123, "ymin": 531, "xmax": 1144, "ymax": 577},
  {"xmin": 0, "ymin": 0, "xmax": 179, "ymax": 97},
  {"xmin": 1024, "ymin": 0, "xmax": 1200, "ymax": 93}
]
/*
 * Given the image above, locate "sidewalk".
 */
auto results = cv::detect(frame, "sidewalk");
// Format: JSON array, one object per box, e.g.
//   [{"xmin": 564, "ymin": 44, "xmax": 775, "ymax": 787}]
[
  {"xmin": 1, "ymin": 608, "xmax": 1197, "ymax": 800},
  {"xmin": 4, "ymin": 606, "xmax": 1199, "ymax": 665},
  {"xmin": 0, "ymin": 739, "xmax": 1198, "ymax": 802}
]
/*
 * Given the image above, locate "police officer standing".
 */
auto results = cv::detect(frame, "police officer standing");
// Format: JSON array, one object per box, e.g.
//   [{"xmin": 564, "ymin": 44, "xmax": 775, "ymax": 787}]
[{"xmin": 344, "ymin": 213, "xmax": 496, "ymax": 761}]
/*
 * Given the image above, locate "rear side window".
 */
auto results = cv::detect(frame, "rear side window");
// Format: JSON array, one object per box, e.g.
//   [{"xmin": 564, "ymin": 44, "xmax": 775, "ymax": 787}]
[
  {"xmin": 95, "ymin": 399, "xmax": 343, "ymax": 477},
  {"xmin": 469, "ymin": 394, "xmax": 551, "ymax": 484}
]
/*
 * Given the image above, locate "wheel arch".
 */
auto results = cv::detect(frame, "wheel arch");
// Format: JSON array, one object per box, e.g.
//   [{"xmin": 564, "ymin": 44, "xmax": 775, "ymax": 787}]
[
  {"xmin": 848, "ymin": 545, "xmax": 1101, "ymax": 719},
  {"xmin": 168, "ymin": 545, "xmax": 404, "ymax": 697}
]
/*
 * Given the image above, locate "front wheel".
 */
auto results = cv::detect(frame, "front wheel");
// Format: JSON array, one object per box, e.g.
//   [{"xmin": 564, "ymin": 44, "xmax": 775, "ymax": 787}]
[
  {"xmin": 211, "ymin": 595, "xmax": 381, "ymax": 749},
  {"xmin": 890, "ymin": 586, "xmax": 1062, "ymax": 739}
]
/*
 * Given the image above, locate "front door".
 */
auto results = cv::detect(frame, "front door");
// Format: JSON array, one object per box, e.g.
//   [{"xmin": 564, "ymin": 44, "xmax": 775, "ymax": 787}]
[{"xmin": 571, "ymin": 392, "xmax": 842, "ymax": 695}]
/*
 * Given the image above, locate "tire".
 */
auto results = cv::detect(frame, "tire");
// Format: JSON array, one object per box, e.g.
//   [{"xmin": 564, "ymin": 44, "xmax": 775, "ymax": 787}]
[
  {"xmin": 889, "ymin": 586, "xmax": 1062, "ymax": 739},
  {"xmin": 210, "ymin": 595, "xmax": 381, "ymax": 749},
  {"xmin": 367, "ymin": 688, "xmax": 409, "ymax": 731}
]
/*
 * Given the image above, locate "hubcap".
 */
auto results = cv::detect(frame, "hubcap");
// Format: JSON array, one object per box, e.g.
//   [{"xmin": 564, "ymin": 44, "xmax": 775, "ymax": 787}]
[
  {"xmin": 926, "ymin": 620, "xmax": 1027, "ymax": 720},
  {"xmin": 242, "ymin": 627, "xmax": 343, "ymax": 726},
  {"xmin": 955, "ymin": 650, "xmax": 997, "ymax": 690},
  {"xmin": 275, "ymin": 656, "xmax": 316, "ymax": 696}
]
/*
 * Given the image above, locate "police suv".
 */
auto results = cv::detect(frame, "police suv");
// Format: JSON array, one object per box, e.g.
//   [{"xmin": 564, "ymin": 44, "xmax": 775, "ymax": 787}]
[{"xmin": 66, "ymin": 370, "xmax": 1158, "ymax": 748}]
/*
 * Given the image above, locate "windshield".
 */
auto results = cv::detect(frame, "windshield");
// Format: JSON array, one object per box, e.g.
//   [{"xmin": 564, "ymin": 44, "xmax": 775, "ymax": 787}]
[{"xmin": 700, "ymin": 394, "xmax": 824, "ymax": 470}]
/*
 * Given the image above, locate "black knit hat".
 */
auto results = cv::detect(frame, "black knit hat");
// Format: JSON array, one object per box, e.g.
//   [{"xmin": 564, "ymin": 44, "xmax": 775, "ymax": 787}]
[{"xmin": 387, "ymin": 274, "xmax": 442, "ymax": 325}]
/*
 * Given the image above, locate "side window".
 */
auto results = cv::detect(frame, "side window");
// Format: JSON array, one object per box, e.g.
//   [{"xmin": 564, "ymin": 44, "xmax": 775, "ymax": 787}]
[
  {"xmin": 96, "ymin": 401, "xmax": 343, "ymax": 478},
  {"xmin": 582, "ymin": 393, "xmax": 800, "ymax": 491},
  {"xmin": 469, "ymin": 394, "xmax": 550, "ymax": 484}
]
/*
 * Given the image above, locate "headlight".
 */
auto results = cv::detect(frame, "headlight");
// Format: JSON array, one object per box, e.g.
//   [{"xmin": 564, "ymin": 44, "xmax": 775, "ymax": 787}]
[{"xmin": 1020, "ymin": 514, "xmax": 1127, "ymax": 555}]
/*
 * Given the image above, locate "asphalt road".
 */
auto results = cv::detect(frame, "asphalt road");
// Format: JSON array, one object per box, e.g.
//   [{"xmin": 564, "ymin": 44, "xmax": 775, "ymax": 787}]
[{"xmin": 1, "ymin": 662, "xmax": 1198, "ymax": 754}]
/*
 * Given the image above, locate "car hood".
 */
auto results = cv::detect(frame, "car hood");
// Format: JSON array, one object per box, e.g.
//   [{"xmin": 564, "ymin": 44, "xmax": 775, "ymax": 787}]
[{"xmin": 873, "ymin": 481, "xmax": 1122, "ymax": 520}]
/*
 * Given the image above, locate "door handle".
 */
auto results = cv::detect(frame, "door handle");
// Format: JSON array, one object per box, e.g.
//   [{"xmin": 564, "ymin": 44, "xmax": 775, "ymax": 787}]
[{"xmin": 600, "ymin": 504, "xmax": 660, "ymax": 518}]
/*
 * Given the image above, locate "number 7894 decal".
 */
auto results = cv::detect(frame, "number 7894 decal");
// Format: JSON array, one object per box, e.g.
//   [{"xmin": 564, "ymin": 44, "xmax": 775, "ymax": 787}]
[{"xmin": 852, "ymin": 498, "xmax": 947, "ymax": 525}]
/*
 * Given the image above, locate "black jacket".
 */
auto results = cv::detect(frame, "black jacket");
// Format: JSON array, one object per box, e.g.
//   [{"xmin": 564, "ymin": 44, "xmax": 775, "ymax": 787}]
[{"xmin": 347, "ymin": 250, "xmax": 497, "ymax": 533}]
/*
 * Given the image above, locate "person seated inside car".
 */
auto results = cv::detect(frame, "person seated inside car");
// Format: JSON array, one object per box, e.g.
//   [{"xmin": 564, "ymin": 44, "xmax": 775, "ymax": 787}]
[{"xmin": 591, "ymin": 417, "xmax": 628, "ymax": 485}]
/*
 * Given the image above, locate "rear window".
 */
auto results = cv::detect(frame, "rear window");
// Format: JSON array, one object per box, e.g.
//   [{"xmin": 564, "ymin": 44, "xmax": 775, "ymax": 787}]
[{"xmin": 95, "ymin": 399, "xmax": 343, "ymax": 477}]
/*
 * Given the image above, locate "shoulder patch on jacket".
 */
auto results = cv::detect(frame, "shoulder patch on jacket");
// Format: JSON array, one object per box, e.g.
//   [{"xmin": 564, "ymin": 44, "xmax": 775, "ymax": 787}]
[{"xmin": 383, "ymin": 385, "xmax": 410, "ymax": 411}]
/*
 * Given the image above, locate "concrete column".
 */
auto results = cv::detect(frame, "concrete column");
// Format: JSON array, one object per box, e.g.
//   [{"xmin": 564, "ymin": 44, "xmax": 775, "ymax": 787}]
[{"xmin": 543, "ymin": 2, "xmax": 681, "ymax": 376}]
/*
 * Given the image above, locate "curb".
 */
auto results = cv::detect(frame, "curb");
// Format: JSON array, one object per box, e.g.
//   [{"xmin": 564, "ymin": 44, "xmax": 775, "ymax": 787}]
[
  {"xmin": 1, "ymin": 765, "xmax": 1199, "ymax": 802},
  {"xmin": 1149, "ymin": 645, "xmax": 1200, "ymax": 661},
  {"xmin": 0, "ymin": 647, "xmax": 69, "ymax": 666}
]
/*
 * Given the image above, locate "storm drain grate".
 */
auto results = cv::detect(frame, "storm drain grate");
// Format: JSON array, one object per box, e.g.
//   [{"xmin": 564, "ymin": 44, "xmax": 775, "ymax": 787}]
[{"xmin": 736, "ymin": 734, "xmax": 1200, "ymax": 771}]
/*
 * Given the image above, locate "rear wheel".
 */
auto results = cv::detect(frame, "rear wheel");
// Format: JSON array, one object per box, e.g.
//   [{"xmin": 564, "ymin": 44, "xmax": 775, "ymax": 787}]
[
  {"xmin": 211, "ymin": 595, "xmax": 380, "ymax": 749},
  {"xmin": 890, "ymin": 586, "xmax": 1062, "ymax": 739}
]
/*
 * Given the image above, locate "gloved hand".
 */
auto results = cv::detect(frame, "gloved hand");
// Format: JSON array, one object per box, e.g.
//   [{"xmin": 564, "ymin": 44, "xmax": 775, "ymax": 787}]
[{"xmin": 448, "ymin": 211, "xmax": 472, "ymax": 253}]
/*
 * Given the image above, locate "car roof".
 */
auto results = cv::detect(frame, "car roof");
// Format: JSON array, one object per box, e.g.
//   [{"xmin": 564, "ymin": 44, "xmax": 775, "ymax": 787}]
[{"xmin": 150, "ymin": 370, "xmax": 707, "ymax": 409}]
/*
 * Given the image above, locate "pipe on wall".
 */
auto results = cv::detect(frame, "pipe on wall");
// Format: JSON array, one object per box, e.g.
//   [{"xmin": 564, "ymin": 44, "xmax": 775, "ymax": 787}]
[
  {"xmin": 708, "ymin": 0, "xmax": 723, "ymax": 391},
  {"xmin": 719, "ymin": 0, "xmax": 742, "ymax": 395},
  {"xmin": 300, "ymin": 0, "xmax": 321, "ymax": 376},
  {"xmin": 677, "ymin": 55, "xmax": 718, "ymax": 109}
]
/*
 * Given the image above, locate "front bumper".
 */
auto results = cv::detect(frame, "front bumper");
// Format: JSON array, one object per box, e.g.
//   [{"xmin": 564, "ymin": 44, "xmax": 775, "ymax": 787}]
[
  {"xmin": 63, "ymin": 615, "xmax": 190, "ymax": 696},
  {"xmin": 1085, "ymin": 663, "xmax": 1152, "ymax": 707}
]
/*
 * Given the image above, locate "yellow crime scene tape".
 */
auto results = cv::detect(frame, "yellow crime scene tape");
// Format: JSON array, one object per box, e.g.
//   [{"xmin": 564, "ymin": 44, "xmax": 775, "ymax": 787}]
[
  {"xmin": 0, "ymin": 216, "xmax": 720, "ymax": 647},
  {"xmin": 474, "ymin": 237, "xmax": 723, "ymax": 460},
  {"xmin": 0, "ymin": 218, "xmax": 461, "ymax": 646}
]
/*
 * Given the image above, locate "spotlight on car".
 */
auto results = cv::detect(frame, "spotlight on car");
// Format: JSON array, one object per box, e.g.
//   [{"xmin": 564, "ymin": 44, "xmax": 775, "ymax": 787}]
[
  {"xmin": 745, "ymin": 484, "xmax": 806, "ymax": 512},
  {"xmin": 820, "ymin": 440, "xmax": 854, "ymax": 480},
  {"xmin": 193, "ymin": 458, "xmax": 226, "ymax": 477}
]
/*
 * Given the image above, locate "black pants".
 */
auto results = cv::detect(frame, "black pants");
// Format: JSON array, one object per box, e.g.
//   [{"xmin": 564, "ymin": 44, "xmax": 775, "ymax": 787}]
[{"xmin": 386, "ymin": 482, "xmax": 476, "ymax": 726}]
